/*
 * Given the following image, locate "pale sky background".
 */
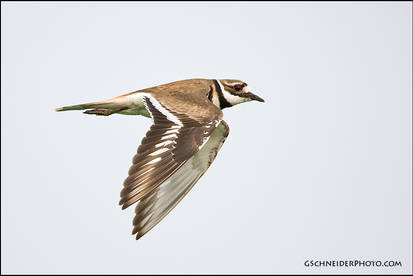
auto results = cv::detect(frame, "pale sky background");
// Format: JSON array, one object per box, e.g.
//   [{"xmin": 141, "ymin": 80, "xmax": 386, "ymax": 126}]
[{"xmin": 1, "ymin": 2, "xmax": 412, "ymax": 274}]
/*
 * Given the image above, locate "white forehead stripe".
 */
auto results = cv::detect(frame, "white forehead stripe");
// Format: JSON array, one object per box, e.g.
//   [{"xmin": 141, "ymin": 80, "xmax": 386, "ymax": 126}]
[
  {"xmin": 227, "ymin": 82, "xmax": 244, "ymax": 86},
  {"xmin": 242, "ymin": 86, "xmax": 253, "ymax": 93}
]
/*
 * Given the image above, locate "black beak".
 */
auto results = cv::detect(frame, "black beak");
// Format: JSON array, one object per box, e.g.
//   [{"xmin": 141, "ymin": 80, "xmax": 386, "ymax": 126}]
[{"xmin": 246, "ymin": 92, "xmax": 265, "ymax": 102}]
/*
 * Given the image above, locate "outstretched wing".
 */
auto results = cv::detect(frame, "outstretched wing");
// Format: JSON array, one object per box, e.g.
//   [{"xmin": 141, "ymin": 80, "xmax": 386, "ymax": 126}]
[
  {"xmin": 119, "ymin": 94, "xmax": 222, "ymax": 210},
  {"xmin": 132, "ymin": 120, "xmax": 230, "ymax": 239}
]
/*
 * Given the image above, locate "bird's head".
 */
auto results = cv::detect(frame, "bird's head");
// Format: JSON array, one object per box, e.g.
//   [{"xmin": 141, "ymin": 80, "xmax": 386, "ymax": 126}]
[{"xmin": 217, "ymin": 79, "xmax": 265, "ymax": 107}]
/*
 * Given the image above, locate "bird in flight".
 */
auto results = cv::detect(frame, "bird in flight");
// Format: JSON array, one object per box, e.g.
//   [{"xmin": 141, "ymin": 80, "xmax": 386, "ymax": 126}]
[{"xmin": 56, "ymin": 78, "xmax": 264, "ymax": 240}]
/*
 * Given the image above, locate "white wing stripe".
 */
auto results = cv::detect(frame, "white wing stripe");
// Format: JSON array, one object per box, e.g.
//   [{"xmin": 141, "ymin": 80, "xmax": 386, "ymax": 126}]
[
  {"xmin": 161, "ymin": 134, "xmax": 177, "ymax": 140},
  {"xmin": 155, "ymin": 140, "xmax": 174, "ymax": 148},
  {"xmin": 149, "ymin": 148, "xmax": 170, "ymax": 156},
  {"xmin": 164, "ymin": 128, "xmax": 180, "ymax": 135},
  {"xmin": 147, "ymin": 157, "xmax": 162, "ymax": 165},
  {"xmin": 144, "ymin": 95, "xmax": 184, "ymax": 127}
]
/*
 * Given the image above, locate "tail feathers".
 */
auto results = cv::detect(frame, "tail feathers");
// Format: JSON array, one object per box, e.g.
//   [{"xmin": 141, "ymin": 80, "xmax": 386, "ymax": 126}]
[
  {"xmin": 55, "ymin": 103, "xmax": 96, "ymax": 112},
  {"xmin": 55, "ymin": 100, "xmax": 122, "ymax": 113}
]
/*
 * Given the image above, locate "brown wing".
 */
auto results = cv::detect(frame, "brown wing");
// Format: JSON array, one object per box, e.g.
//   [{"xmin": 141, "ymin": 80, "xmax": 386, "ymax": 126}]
[
  {"xmin": 132, "ymin": 120, "xmax": 230, "ymax": 240},
  {"xmin": 119, "ymin": 95, "xmax": 222, "ymax": 210}
]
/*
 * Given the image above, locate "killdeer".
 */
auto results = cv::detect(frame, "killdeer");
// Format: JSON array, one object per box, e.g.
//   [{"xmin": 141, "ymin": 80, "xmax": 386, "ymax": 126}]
[{"xmin": 56, "ymin": 78, "xmax": 264, "ymax": 240}]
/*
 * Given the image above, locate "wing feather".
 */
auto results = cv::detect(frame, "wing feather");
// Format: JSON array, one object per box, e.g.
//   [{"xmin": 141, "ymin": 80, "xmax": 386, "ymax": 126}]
[
  {"xmin": 131, "ymin": 120, "xmax": 230, "ymax": 240},
  {"xmin": 119, "ymin": 95, "xmax": 221, "ymax": 210}
]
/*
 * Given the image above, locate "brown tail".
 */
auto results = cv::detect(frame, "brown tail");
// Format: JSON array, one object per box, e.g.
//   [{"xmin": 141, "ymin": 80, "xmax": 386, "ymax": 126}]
[
  {"xmin": 55, "ymin": 98, "xmax": 124, "ymax": 113},
  {"xmin": 55, "ymin": 102, "xmax": 99, "ymax": 112}
]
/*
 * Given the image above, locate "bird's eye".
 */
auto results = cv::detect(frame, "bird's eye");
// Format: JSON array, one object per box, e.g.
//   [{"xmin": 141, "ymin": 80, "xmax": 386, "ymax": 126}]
[{"xmin": 234, "ymin": 85, "xmax": 242, "ymax": 92}]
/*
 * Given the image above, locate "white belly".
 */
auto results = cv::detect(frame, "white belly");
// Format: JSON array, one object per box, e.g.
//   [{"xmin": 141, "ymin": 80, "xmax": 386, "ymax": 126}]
[{"xmin": 112, "ymin": 92, "xmax": 151, "ymax": 117}]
